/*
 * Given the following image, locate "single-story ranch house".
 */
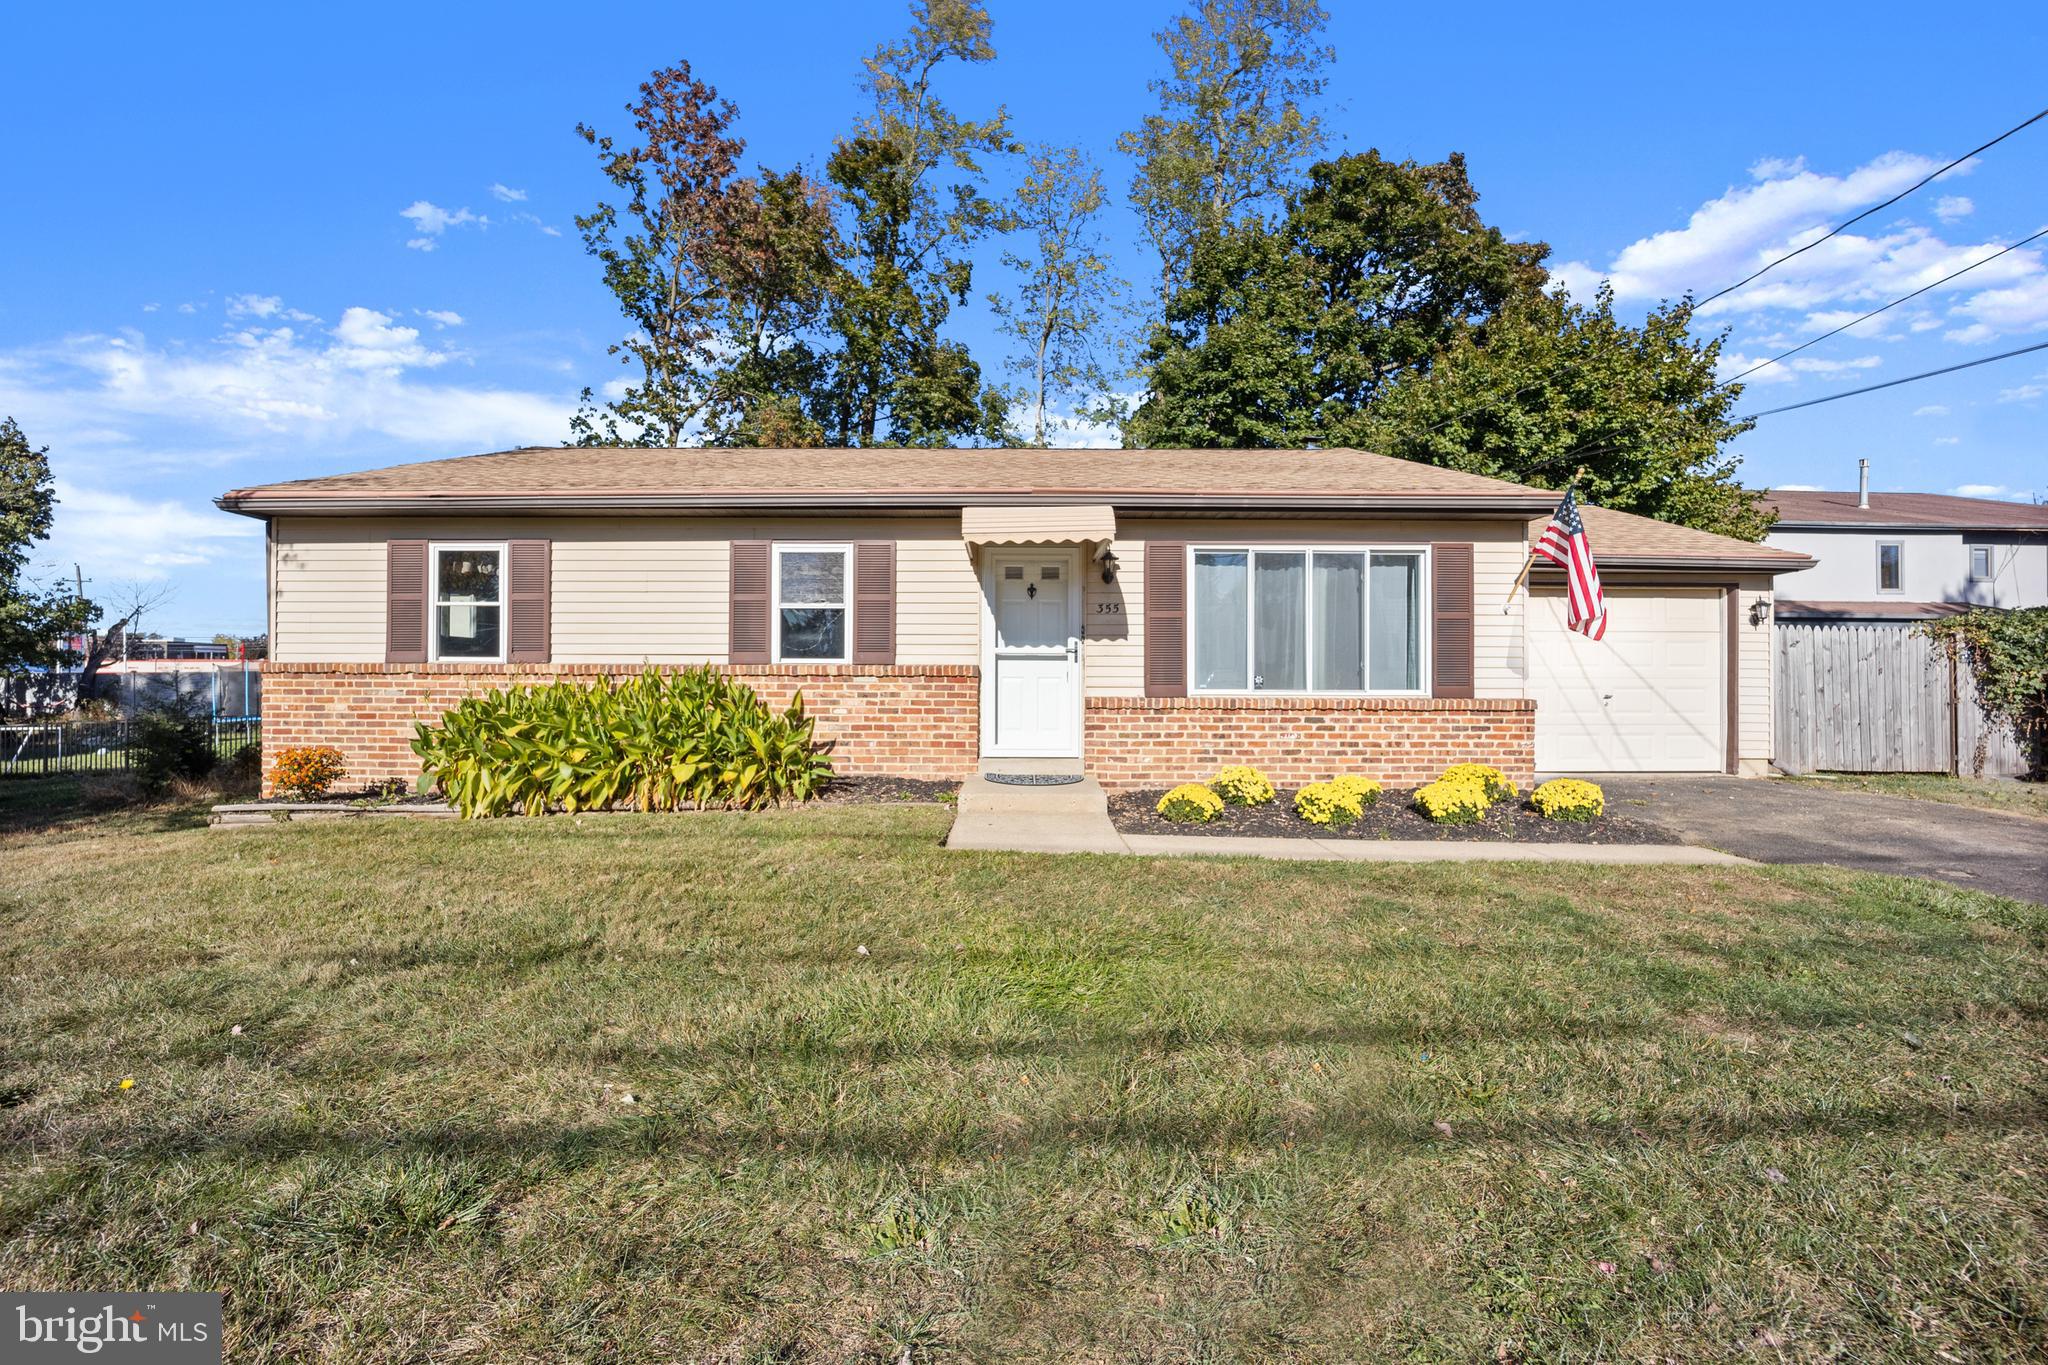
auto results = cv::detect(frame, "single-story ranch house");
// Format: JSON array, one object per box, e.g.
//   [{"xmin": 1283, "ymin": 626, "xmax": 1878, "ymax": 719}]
[{"xmin": 218, "ymin": 447, "xmax": 1813, "ymax": 792}]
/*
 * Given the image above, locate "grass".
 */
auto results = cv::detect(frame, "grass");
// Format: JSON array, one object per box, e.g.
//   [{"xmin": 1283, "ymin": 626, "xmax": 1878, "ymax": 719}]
[
  {"xmin": 1785, "ymin": 770, "xmax": 2048, "ymax": 821},
  {"xmin": 2, "ymin": 783, "xmax": 2045, "ymax": 1361}
]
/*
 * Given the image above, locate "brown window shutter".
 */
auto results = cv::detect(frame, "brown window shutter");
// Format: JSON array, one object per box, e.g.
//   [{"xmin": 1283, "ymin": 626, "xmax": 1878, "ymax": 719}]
[
  {"xmin": 507, "ymin": 539, "xmax": 551, "ymax": 662},
  {"xmin": 729, "ymin": 540, "xmax": 771, "ymax": 664},
  {"xmin": 1143, "ymin": 541, "xmax": 1188, "ymax": 698},
  {"xmin": 1431, "ymin": 542, "xmax": 1475, "ymax": 699},
  {"xmin": 852, "ymin": 541, "xmax": 896, "ymax": 665},
  {"xmin": 386, "ymin": 539, "xmax": 429, "ymax": 663}
]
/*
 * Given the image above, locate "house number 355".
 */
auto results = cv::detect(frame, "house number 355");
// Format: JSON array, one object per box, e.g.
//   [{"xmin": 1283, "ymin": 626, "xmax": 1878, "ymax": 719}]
[{"xmin": 1094, "ymin": 601, "xmax": 1123, "ymax": 614}]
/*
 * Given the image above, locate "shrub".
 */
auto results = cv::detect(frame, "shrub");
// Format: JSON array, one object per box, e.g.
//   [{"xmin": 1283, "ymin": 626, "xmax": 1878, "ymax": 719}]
[
  {"xmin": 1210, "ymin": 765, "xmax": 1276, "ymax": 806},
  {"xmin": 1920, "ymin": 607, "xmax": 2048, "ymax": 777},
  {"xmin": 1327, "ymin": 775, "xmax": 1382, "ymax": 807},
  {"xmin": 271, "ymin": 746, "xmax": 348, "ymax": 800},
  {"xmin": 1413, "ymin": 779, "xmax": 1490, "ymax": 825},
  {"xmin": 1157, "ymin": 783, "xmax": 1225, "ymax": 823},
  {"xmin": 1294, "ymin": 781, "xmax": 1365, "ymax": 827},
  {"xmin": 129, "ymin": 701, "xmax": 216, "ymax": 795},
  {"xmin": 411, "ymin": 667, "xmax": 833, "ymax": 818},
  {"xmin": 1439, "ymin": 763, "xmax": 1516, "ymax": 802},
  {"xmin": 1531, "ymin": 777, "xmax": 1605, "ymax": 822}
]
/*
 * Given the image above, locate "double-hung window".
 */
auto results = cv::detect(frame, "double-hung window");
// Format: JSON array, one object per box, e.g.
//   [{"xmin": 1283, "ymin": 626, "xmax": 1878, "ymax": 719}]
[
  {"xmin": 1876, "ymin": 541, "xmax": 1904, "ymax": 594},
  {"xmin": 1968, "ymin": 545, "xmax": 1994, "ymax": 582},
  {"xmin": 774, "ymin": 545, "xmax": 850, "ymax": 662},
  {"xmin": 431, "ymin": 544, "xmax": 505, "ymax": 661},
  {"xmin": 1191, "ymin": 546, "xmax": 1427, "ymax": 694}
]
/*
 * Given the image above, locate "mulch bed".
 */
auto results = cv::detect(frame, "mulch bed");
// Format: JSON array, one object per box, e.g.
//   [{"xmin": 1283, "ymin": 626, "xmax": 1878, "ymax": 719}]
[
  {"xmin": 1108, "ymin": 786, "xmax": 1678, "ymax": 844},
  {"xmin": 246, "ymin": 775, "xmax": 958, "ymax": 810}
]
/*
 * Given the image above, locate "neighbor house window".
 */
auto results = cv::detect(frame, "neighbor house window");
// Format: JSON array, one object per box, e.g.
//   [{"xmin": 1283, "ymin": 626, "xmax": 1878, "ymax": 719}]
[
  {"xmin": 1191, "ymin": 546, "xmax": 1427, "ymax": 694},
  {"xmin": 774, "ymin": 545, "xmax": 850, "ymax": 662},
  {"xmin": 1876, "ymin": 541, "xmax": 1904, "ymax": 594},
  {"xmin": 431, "ymin": 544, "xmax": 504, "ymax": 661},
  {"xmin": 1968, "ymin": 545, "xmax": 1993, "ymax": 582}
]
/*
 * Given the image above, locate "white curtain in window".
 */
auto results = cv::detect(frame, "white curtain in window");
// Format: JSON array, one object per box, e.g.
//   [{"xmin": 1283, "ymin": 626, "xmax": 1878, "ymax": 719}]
[
  {"xmin": 1311, "ymin": 553, "xmax": 1365, "ymax": 691},
  {"xmin": 1193, "ymin": 551, "xmax": 1248, "ymax": 690},
  {"xmin": 1368, "ymin": 553, "xmax": 1421, "ymax": 690},
  {"xmin": 1253, "ymin": 552, "xmax": 1306, "ymax": 690}
]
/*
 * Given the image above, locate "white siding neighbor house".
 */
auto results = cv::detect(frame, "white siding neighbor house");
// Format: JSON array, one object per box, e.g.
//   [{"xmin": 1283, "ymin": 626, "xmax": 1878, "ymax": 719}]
[{"xmin": 1764, "ymin": 461, "xmax": 2048, "ymax": 623}]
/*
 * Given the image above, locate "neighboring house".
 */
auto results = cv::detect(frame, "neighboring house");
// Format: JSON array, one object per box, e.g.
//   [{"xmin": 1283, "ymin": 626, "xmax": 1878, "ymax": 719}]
[
  {"xmin": 1764, "ymin": 462, "xmax": 2048, "ymax": 622},
  {"xmin": 217, "ymin": 447, "xmax": 1811, "ymax": 792}
]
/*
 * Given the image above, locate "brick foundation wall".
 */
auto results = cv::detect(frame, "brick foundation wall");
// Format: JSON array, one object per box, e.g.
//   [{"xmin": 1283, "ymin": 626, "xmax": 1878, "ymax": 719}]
[
  {"xmin": 1083, "ymin": 696, "xmax": 1537, "ymax": 791},
  {"xmin": 258, "ymin": 662, "xmax": 981, "ymax": 794}
]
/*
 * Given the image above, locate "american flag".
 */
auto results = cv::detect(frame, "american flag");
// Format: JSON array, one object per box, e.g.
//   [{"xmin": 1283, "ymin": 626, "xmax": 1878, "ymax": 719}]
[{"xmin": 1532, "ymin": 488, "xmax": 1607, "ymax": 640}]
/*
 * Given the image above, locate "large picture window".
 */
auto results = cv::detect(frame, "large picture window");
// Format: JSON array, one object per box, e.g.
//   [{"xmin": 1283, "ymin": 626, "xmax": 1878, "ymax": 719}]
[
  {"xmin": 431, "ymin": 544, "xmax": 504, "ymax": 661},
  {"xmin": 774, "ymin": 545, "xmax": 850, "ymax": 662},
  {"xmin": 1191, "ymin": 546, "xmax": 1427, "ymax": 694}
]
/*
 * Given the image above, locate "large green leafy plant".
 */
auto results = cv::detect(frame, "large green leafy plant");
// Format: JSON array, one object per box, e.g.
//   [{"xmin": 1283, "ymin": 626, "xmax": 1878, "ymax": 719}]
[
  {"xmin": 1921, "ymin": 607, "xmax": 2048, "ymax": 777},
  {"xmin": 412, "ymin": 668, "xmax": 833, "ymax": 818}
]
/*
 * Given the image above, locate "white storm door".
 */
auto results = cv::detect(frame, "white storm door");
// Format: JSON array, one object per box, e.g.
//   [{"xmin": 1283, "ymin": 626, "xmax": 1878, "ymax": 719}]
[{"xmin": 989, "ymin": 554, "xmax": 1080, "ymax": 755}]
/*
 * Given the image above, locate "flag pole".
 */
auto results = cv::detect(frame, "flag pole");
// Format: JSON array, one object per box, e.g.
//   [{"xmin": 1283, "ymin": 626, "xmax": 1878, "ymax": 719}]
[{"xmin": 1501, "ymin": 466, "xmax": 1587, "ymax": 614}]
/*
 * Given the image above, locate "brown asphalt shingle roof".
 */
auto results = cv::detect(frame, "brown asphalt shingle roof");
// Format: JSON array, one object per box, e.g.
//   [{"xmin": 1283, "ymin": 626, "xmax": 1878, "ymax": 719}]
[
  {"xmin": 219, "ymin": 445, "xmax": 1811, "ymax": 570},
  {"xmin": 1764, "ymin": 489, "xmax": 2048, "ymax": 529},
  {"xmin": 223, "ymin": 445, "xmax": 1539, "ymax": 502}
]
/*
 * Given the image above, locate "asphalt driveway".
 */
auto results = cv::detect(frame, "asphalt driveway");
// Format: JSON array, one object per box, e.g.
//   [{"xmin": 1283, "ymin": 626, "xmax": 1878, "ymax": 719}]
[{"xmin": 1600, "ymin": 775, "xmax": 2048, "ymax": 904}]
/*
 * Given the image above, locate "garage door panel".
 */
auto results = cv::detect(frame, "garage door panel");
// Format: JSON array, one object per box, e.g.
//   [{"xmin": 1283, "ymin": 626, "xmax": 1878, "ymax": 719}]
[{"xmin": 1530, "ymin": 588, "xmax": 1725, "ymax": 773}]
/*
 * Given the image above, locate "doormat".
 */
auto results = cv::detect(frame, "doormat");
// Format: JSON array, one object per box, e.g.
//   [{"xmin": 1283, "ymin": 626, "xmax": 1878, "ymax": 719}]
[{"xmin": 984, "ymin": 773, "xmax": 1084, "ymax": 786}]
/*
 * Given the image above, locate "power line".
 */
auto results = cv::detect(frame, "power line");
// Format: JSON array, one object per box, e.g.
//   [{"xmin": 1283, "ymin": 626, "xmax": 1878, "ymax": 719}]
[
  {"xmin": 1742, "ymin": 339, "xmax": 2048, "ymax": 417},
  {"xmin": 1720, "ymin": 224, "xmax": 2048, "ymax": 386},
  {"xmin": 1697, "ymin": 105, "xmax": 2048, "ymax": 308},
  {"xmin": 1412, "ymin": 104, "xmax": 2048, "ymax": 443}
]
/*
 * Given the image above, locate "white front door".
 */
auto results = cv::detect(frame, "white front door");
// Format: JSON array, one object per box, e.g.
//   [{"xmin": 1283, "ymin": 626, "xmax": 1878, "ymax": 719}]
[{"xmin": 986, "ymin": 552, "xmax": 1081, "ymax": 756}]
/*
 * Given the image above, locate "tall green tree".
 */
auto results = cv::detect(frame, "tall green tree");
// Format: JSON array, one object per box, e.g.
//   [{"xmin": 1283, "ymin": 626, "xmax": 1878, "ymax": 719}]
[
  {"xmin": 988, "ymin": 145, "xmax": 1124, "ymax": 445},
  {"xmin": 1356, "ymin": 287, "xmax": 1774, "ymax": 539},
  {"xmin": 575, "ymin": 60, "xmax": 751, "ymax": 446},
  {"xmin": 821, "ymin": 0, "xmax": 1014, "ymax": 446},
  {"xmin": 1, "ymin": 418, "xmax": 95, "ymax": 681},
  {"xmin": 1126, "ymin": 151, "xmax": 1548, "ymax": 448},
  {"xmin": 1118, "ymin": 0, "xmax": 1331, "ymax": 292}
]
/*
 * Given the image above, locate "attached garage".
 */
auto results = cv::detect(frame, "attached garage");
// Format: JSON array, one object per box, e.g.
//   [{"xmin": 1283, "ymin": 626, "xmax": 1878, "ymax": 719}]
[{"xmin": 1529, "ymin": 586, "xmax": 1728, "ymax": 773}]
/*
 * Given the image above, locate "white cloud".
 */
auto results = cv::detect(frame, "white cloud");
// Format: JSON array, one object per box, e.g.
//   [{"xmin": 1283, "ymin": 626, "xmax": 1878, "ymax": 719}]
[
  {"xmin": 1715, "ymin": 352, "xmax": 1798, "ymax": 384},
  {"xmin": 1786, "ymin": 354, "xmax": 1882, "ymax": 376},
  {"xmin": 399, "ymin": 200, "xmax": 486, "ymax": 249},
  {"xmin": 225, "ymin": 293, "xmax": 318, "ymax": 323},
  {"xmin": 1950, "ymin": 483, "xmax": 2012, "ymax": 497},
  {"xmin": 1911, "ymin": 404, "xmax": 1948, "ymax": 417},
  {"xmin": 43, "ymin": 480, "xmax": 259, "ymax": 584},
  {"xmin": 1944, "ymin": 274, "xmax": 2048, "ymax": 345},
  {"xmin": 1998, "ymin": 379, "xmax": 2045, "ymax": 403},
  {"xmin": 415, "ymin": 309, "xmax": 464, "ymax": 328},
  {"xmin": 141, "ymin": 302, "xmax": 159, "ymax": 313},
  {"xmin": 489, "ymin": 183, "xmax": 528, "ymax": 203},
  {"xmin": 1932, "ymin": 436, "xmax": 1961, "ymax": 445},
  {"xmin": 0, "ymin": 315, "xmax": 569, "ymax": 448},
  {"xmin": 1773, "ymin": 482, "xmax": 1824, "ymax": 491},
  {"xmin": 512, "ymin": 210, "xmax": 563, "ymax": 239},
  {"xmin": 1551, "ymin": 152, "xmax": 2047, "ymax": 343}
]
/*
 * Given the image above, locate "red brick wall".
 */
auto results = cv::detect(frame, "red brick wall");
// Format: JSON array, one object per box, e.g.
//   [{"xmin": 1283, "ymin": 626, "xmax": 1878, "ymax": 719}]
[
  {"xmin": 1083, "ymin": 696, "xmax": 1536, "ymax": 791},
  {"xmin": 258, "ymin": 662, "xmax": 981, "ymax": 794}
]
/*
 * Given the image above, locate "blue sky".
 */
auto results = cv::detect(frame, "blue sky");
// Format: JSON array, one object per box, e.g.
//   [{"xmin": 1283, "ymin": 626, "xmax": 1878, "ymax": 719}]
[{"xmin": 4, "ymin": 0, "xmax": 2044, "ymax": 638}]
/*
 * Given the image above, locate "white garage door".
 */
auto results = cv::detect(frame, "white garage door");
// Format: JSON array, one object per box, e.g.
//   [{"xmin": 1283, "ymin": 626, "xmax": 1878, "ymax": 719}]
[{"xmin": 1529, "ymin": 587, "xmax": 1725, "ymax": 773}]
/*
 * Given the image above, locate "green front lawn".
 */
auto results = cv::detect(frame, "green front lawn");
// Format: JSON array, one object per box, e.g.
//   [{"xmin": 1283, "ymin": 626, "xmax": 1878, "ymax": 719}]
[
  {"xmin": 2, "ymin": 787, "xmax": 2044, "ymax": 1361},
  {"xmin": 1784, "ymin": 771, "xmax": 2048, "ymax": 821}
]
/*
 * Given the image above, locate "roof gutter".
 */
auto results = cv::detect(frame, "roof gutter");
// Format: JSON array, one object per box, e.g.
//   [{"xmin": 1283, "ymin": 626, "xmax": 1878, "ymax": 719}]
[
  {"xmin": 1533, "ymin": 553, "xmax": 1815, "ymax": 574},
  {"xmin": 1771, "ymin": 520, "xmax": 2048, "ymax": 533},
  {"xmin": 216, "ymin": 491, "xmax": 1564, "ymax": 518}
]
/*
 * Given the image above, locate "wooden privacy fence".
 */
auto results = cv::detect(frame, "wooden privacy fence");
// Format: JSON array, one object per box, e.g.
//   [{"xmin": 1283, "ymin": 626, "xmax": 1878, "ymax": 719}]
[{"xmin": 1774, "ymin": 622, "xmax": 2033, "ymax": 777}]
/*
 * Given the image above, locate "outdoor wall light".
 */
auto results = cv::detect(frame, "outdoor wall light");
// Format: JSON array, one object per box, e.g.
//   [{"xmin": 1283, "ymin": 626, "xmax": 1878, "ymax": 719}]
[
  {"xmin": 1750, "ymin": 597, "xmax": 1773, "ymax": 627},
  {"xmin": 1098, "ymin": 548, "xmax": 1120, "ymax": 583}
]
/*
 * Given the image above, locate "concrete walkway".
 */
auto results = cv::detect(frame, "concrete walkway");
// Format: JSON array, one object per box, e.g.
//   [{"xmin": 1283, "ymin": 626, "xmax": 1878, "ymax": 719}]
[{"xmin": 944, "ymin": 775, "xmax": 1747, "ymax": 865}]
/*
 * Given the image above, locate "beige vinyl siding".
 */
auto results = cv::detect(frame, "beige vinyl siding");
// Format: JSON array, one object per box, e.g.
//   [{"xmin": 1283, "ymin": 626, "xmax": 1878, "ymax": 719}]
[
  {"xmin": 271, "ymin": 515, "xmax": 976, "ymax": 665},
  {"xmin": 1083, "ymin": 518, "xmax": 1529, "ymax": 699},
  {"xmin": 1738, "ymin": 577, "xmax": 1774, "ymax": 769}
]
